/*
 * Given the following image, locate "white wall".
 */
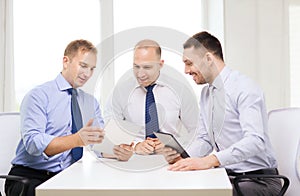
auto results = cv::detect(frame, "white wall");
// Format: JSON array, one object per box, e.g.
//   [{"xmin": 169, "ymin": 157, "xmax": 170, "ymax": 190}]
[{"xmin": 223, "ymin": 0, "xmax": 290, "ymax": 111}]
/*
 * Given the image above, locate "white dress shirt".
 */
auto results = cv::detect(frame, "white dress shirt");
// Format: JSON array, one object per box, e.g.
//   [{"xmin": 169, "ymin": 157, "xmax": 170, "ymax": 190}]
[
  {"xmin": 105, "ymin": 65, "xmax": 199, "ymax": 146},
  {"xmin": 187, "ymin": 66, "xmax": 278, "ymax": 172}
]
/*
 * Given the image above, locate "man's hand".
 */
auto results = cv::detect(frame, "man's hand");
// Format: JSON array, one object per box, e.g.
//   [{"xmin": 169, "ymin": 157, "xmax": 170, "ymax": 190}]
[
  {"xmin": 113, "ymin": 143, "xmax": 134, "ymax": 161},
  {"xmin": 44, "ymin": 119, "xmax": 105, "ymax": 156},
  {"xmin": 134, "ymin": 137, "xmax": 158, "ymax": 154},
  {"xmin": 158, "ymin": 146, "xmax": 182, "ymax": 164},
  {"xmin": 151, "ymin": 138, "xmax": 164, "ymax": 152},
  {"xmin": 168, "ymin": 154, "xmax": 220, "ymax": 171},
  {"xmin": 77, "ymin": 119, "xmax": 105, "ymax": 146}
]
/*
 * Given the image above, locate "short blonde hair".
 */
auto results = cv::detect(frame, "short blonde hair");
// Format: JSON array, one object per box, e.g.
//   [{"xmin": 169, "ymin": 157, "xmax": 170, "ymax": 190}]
[{"xmin": 64, "ymin": 39, "xmax": 97, "ymax": 60}]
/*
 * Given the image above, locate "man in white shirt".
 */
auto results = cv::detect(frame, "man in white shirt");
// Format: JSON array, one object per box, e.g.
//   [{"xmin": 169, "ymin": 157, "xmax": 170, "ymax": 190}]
[
  {"xmin": 162, "ymin": 31, "xmax": 282, "ymax": 195},
  {"xmin": 107, "ymin": 39, "xmax": 199, "ymax": 160}
]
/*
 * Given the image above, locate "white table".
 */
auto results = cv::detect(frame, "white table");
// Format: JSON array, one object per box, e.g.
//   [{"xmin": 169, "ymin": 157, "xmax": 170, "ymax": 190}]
[{"xmin": 36, "ymin": 151, "xmax": 232, "ymax": 196}]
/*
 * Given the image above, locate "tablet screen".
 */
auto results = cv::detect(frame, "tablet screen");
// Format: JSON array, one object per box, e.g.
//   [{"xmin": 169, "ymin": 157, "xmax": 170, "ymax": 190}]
[{"xmin": 154, "ymin": 132, "xmax": 190, "ymax": 158}]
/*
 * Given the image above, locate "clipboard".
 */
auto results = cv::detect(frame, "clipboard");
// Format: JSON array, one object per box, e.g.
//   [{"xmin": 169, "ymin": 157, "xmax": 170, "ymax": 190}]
[{"xmin": 154, "ymin": 132, "xmax": 190, "ymax": 158}]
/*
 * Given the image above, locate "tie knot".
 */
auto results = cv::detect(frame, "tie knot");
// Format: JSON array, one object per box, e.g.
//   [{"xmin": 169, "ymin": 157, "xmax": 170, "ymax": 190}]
[
  {"xmin": 208, "ymin": 85, "xmax": 216, "ymax": 97},
  {"xmin": 146, "ymin": 84, "xmax": 156, "ymax": 92},
  {"xmin": 68, "ymin": 88, "xmax": 77, "ymax": 96}
]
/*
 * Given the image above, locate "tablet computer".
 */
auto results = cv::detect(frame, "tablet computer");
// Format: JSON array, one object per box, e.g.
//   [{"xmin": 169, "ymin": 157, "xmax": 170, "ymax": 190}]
[{"xmin": 154, "ymin": 132, "xmax": 190, "ymax": 158}]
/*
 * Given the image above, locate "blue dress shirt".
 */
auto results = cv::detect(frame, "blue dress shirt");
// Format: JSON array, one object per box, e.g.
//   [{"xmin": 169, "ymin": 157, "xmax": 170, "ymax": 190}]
[{"xmin": 12, "ymin": 74, "xmax": 104, "ymax": 172}]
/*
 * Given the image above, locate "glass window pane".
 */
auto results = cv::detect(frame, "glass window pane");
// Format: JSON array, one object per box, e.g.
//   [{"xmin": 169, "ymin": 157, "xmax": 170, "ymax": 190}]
[
  {"xmin": 13, "ymin": 0, "xmax": 101, "ymax": 107},
  {"xmin": 113, "ymin": 0, "xmax": 203, "ymax": 98}
]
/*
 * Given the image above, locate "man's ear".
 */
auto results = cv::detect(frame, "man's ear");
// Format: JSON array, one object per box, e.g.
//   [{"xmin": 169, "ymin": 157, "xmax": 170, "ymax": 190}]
[
  {"xmin": 205, "ymin": 52, "xmax": 215, "ymax": 68},
  {"xmin": 206, "ymin": 52, "xmax": 213, "ymax": 62},
  {"xmin": 63, "ymin": 56, "xmax": 69, "ymax": 69},
  {"xmin": 159, "ymin": 59, "xmax": 164, "ymax": 69}
]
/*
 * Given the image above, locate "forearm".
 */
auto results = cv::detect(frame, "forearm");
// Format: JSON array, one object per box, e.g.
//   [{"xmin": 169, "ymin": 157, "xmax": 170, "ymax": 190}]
[
  {"xmin": 168, "ymin": 154, "xmax": 220, "ymax": 171},
  {"xmin": 215, "ymin": 135, "xmax": 265, "ymax": 166},
  {"xmin": 44, "ymin": 133, "xmax": 82, "ymax": 156},
  {"xmin": 208, "ymin": 154, "xmax": 220, "ymax": 168}
]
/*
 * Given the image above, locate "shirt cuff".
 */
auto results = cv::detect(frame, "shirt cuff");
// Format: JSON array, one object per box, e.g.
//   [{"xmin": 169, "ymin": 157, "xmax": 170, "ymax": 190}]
[
  {"xmin": 214, "ymin": 150, "xmax": 235, "ymax": 166},
  {"xmin": 93, "ymin": 150, "xmax": 103, "ymax": 158},
  {"xmin": 42, "ymin": 152, "xmax": 50, "ymax": 160}
]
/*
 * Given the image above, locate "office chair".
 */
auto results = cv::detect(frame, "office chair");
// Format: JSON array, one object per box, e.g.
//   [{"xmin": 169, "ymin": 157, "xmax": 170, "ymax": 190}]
[
  {"xmin": 233, "ymin": 174, "xmax": 289, "ymax": 196},
  {"xmin": 0, "ymin": 112, "xmax": 29, "ymax": 196},
  {"xmin": 233, "ymin": 107, "xmax": 300, "ymax": 195}
]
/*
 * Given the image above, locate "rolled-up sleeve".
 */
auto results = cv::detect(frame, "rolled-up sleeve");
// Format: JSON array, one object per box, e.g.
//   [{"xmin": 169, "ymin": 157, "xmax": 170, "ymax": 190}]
[{"xmin": 21, "ymin": 88, "xmax": 55, "ymax": 156}]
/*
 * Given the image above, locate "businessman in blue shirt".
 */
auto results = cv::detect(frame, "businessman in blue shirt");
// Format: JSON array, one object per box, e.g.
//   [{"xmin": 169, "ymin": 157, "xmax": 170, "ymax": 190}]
[{"xmin": 5, "ymin": 39, "xmax": 105, "ymax": 196}]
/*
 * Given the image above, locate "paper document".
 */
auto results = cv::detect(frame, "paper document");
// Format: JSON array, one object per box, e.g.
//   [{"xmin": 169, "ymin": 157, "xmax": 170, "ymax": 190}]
[{"xmin": 91, "ymin": 119, "xmax": 142, "ymax": 155}]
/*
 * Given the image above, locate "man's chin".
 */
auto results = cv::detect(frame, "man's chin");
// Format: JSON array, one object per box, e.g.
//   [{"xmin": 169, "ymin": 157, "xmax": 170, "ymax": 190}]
[
  {"xmin": 193, "ymin": 79, "xmax": 203, "ymax": 85},
  {"xmin": 74, "ymin": 82, "xmax": 85, "ymax": 88},
  {"xmin": 192, "ymin": 78, "xmax": 199, "ymax": 84},
  {"xmin": 138, "ymin": 82, "xmax": 149, "ymax": 87}
]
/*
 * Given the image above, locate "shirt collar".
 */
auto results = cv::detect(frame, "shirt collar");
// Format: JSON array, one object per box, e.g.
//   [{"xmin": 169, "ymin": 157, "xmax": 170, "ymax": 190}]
[
  {"xmin": 212, "ymin": 66, "xmax": 231, "ymax": 89},
  {"xmin": 133, "ymin": 76, "xmax": 166, "ymax": 92},
  {"xmin": 55, "ymin": 73, "xmax": 72, "ymax": 91}
]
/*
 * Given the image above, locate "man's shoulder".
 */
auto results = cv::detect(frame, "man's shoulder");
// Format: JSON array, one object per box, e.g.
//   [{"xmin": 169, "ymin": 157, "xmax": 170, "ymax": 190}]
[
  {"xmin": 113, "ymin": 76, "xmax": 137, "ymax": 96},
  {"xmin": 20, "ymin": 80, "xmax": 57, "ymax": 108},
  {"xmin": 28, "ymin": 80, "xmax": 56, "ymax": 96},
  {"xmin": 227, "ymin": 70, "xmax": 264, "ymax": 101},
  {"xmin": 229, "ymin": 70, "xmax": 262, "ymax": 90}
]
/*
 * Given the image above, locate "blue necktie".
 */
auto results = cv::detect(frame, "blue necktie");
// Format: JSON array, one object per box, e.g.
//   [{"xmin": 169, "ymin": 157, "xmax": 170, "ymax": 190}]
[
  {"xmin": 68, "ymin": 88, "xmax": 83, "ymax": 161},
  {"xmin": 145, "ymin": 84, "xmax": 159, "ymax": 138}
]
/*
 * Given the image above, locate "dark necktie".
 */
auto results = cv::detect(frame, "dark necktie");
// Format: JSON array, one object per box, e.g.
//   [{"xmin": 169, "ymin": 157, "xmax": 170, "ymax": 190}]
[
  {"xmin": 68, "ymin": 88, "xmax": 83, "ymax": 161},
  {"xmin": 145, "ymin": 84, "xmax": 159, "ymax": 138}
]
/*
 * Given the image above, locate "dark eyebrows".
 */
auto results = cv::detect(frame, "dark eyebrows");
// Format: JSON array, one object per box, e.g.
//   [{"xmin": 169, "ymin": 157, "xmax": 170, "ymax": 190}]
[{"xmin": 183, "ymin": 59, "xmax": 192, "ymax": 64}]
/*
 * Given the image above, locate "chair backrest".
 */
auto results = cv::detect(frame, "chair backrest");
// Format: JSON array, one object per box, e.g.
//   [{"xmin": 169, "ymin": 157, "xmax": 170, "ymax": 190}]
[
  {"xmin": 0, "ymin": 112, "xmax": 21, "ymax": 195},
  {"xmin": 268, "ymin": 108, "xmax": 300, "ymax": 196}
]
